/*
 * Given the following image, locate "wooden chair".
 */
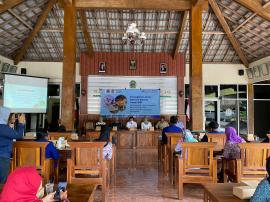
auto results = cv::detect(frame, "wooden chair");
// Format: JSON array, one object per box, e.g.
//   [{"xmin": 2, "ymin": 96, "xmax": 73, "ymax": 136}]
[
  {"xmin": 12, "ymin": 141, "xmax": 56, "ymax": 184},
  {"xmin": 177, "ymin": 142, "xmax": 217, "ymax": 199},
  {"xmin": 67, "ymin": 142, "xmax": 107, "ymax": 201},
  {"xmin": 48, "ymin": 132, "xmax": 73, "ymax": 141},
  {"xmin": 224, "ymin": 143, "xmax": 270, "ymax": 183},
  {"xmin": 207, "ymin": 133, "xmax": 226, "ymax": 151},
  {"xmin": 161, "ymin": 133, "xmax": 182, "ymax": 177}
]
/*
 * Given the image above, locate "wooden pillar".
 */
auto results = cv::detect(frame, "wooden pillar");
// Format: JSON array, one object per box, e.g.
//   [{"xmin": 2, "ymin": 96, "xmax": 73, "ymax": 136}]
[
  {"xmin": 61, "ymin": 2, "xmax": 76, "ymax": 130},
  {"xmin": 177, "ymin": 76, "xmax": 185, "ymax": 114},
  {"xmin": 248, "ymin": 83, "xmax": 254, "ymax": 134},
  {"xmin": 189, "ymin": 2, "xmax": 203, "ymax": 130}
]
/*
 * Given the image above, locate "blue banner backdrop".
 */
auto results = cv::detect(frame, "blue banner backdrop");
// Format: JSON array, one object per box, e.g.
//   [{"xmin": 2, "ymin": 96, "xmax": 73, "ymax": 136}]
[{"xmin": 100, "ymin": 89, "xmax": 160, "ymax": 116}]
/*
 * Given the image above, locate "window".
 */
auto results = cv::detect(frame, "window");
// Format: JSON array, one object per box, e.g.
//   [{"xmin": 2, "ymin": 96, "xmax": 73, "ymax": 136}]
[
  {"xmin": 205, "ymin": 85, "xmax": 218, "ymax": 98},
  {"xmin": 48, "ymin": 84, "xmax": 60, "ymax": 97},
  {"xmin": 204, "ymin": 84, "xmax": 248, "ymax": 135},
  {"xmin": 220, "ymin": 85, "xmax": 237, "ymax": 99},
  {"xmin": 75, "ymin": 84, "xmax": 80, "ymax": 98}
]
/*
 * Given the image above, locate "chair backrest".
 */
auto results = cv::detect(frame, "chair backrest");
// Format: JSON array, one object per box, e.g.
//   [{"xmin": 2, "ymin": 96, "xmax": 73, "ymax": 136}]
[
  {"xmin": 86, "ymin": 131, "xmax": 114, "ymax": 142},
  {"xmin": 166, "ymin": 133, "xmax": 183, "ymax": 146},
  {"xmin": 68, "ymin": 142, "xmax": 106, "ymax": 173},
  {"xmin": 239, "ymin": 143, "xmax": 270, "ymax": 175},
  {"xmin": 85, "ymin": 121, "xmax": 94, "ymax": 130},
  {"xmin": 181, "ymin": 142, "xmax": 216, "ymax": 176},
  {"xmin": 207, "ymin": 133, "xmax": 226, "ymax": 151},
  {"xmin": 48, "ymin": 132, "xmax": 73, "ymax": 140},
  {"xmin": 12, "ymin": 141, "xmax": 48, "ymax": 170}
]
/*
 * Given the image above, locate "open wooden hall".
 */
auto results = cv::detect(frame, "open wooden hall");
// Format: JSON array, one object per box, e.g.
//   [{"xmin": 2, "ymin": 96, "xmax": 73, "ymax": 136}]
[{"xmin": 0, "ymin": 0, "xmax": 270, "ymax": 201}]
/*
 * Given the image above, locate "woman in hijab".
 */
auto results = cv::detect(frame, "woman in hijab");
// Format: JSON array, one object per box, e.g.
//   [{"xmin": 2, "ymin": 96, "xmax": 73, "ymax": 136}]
[
  {"xmin": 251, "ymin": 157, "xmax": 270, "ymax": 201},
  {"xmin": 223, "ymin": 127, "xmax": 245, "ymax": 159},
  {"xmin": 175, "ymin": 129, "xmax": 198, "ymax": 152},
  {"xmin": 96, "ymin": 125, "xmax": 113, "ymax": 160},
  {"xmin": 0, "ymin": 107, "xmax": 25, "ymax": 183},
  {"xmin": 0, "ymin": 167, "xmax": 58, "ymax": 202}
]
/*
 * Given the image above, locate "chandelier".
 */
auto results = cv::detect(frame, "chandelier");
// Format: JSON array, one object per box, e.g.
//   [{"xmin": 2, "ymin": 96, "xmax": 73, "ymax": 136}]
[{"xmin": 122, "ymin": 23, "xmax": 146, "ymax": 46}]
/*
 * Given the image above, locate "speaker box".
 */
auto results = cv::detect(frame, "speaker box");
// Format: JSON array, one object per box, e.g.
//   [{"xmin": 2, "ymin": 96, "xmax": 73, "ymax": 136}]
[
  {"xmin": 238, "ymin": 69, "xmax": 244, "ymax": 76},
  {"xmin": 21, "ymin": 68, "xmax": 27, "ymax": 75}
]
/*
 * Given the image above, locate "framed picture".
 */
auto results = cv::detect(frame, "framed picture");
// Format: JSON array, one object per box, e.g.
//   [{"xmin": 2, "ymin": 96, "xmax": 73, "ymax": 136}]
[
  {"xmin": 130, "ymin": 60, "xmax": 136, "ymax": 70},
  {"xmin": 253, "ymin": 66, "xmax": 261, "ymax": 78},
  {"xmin": 246, "ymin": 68, "xmax": 253, "ymax": 79},
  {"xmin": 160, "ymin": 63, "xmax": 167, "ymax": 74},
  {"xmin": 260, "ymin": 63, "xmax": 269, "ymax": 76},
  {"xmin": 99, "ymin": 62, "xmax": 106, "ymax": 73}
]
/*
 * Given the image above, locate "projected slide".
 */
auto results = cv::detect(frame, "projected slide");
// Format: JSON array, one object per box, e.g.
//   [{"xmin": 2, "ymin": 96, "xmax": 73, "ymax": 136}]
[
  {"xmin": 4, "ymin": 74, "xmax": 48, "ymax": 113},
  {"xmin": 100, "ymin": 89, "xmax": 160, "ymax": 116}
]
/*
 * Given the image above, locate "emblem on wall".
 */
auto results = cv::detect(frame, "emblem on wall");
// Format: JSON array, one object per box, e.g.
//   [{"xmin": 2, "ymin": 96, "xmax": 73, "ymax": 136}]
[{"xmin": 129, "ymin": 80, "xmax": 136, "ymax": 88}]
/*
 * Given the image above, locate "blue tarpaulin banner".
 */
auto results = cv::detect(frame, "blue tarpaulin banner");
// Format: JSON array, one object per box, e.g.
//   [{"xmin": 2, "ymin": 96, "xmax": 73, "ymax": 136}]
[{"xmin": 100, "ymin": 89, "xmax": 160, "ymax": 116}]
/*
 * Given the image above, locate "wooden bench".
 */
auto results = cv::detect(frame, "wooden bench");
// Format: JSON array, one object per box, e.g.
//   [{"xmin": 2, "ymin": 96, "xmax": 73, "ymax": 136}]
[
  {"xmin": 177, "ymin": 142, "xmax": 217, "ymax": 200},
  {"xmin": 48, "ymin": 132, "xmax": 73, "ymax": 141},
  {"xmin": 67, "ymin": 142, "xmax": 107, "ymax": 201},
  {"xmin": 223, "ymin": 143, "xmax": 270, "ymax": 183},
  {"xmin": 12, "ymin": 141, "xmax": 56, "ymax": 184},
  {"xmin": 207, "ymin": 133, "xmax": 226, "ymax": 152}
]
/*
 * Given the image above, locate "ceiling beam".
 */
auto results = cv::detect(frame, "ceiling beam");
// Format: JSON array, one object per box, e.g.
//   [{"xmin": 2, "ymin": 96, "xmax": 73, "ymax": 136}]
[
  {"xmin": 209, "ymin": 0, "xmax": 249, "ymax": 67},
  {"xmin": 79, "ymin": 10, "xmax": 94, "ymax": 58},
  {"xmin": 75, "ymin": 0, "xmax": 191, "ymax": 10},
  {"xmin": 8, "ymin": 9, "xmax": 32, "ymax": 30},
  {"xmin": 0, "ymin": 0, "xmax": 23, "ymax": 14},
  {"xmin": 232, "ymin": 1, "xmax": 270, "ymax": 33},
  {"xmin": 172, "ymin": 11, "xmax": 188, "ymax": 59},
  {"xmin": 40, "ymin": 28, "xmax": 225, "ymax": 35},
  {"xmin": 13, "ymin": 0, "xmax": 57, "ymax": 65},
  {"xmin": 234, "ymin": 0, "xmax": 270, "ymax": 22}
]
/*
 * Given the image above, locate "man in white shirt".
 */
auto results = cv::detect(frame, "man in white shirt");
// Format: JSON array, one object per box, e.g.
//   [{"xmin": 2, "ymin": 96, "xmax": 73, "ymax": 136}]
[{"xmin": 126, "ymin": 116, "xmax": 137, "ymax": 130}]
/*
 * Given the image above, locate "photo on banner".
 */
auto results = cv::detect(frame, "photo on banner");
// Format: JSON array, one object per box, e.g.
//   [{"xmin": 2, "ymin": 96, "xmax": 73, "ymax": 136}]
[{"xmin": 100, "ymin": 89, "xmax": 160, "ymax": 116}]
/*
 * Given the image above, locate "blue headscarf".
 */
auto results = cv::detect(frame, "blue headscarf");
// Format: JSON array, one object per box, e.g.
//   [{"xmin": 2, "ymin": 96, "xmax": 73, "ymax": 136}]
[{"xmin": 0, "ymin": 107, "xmax": 11, "ymax": 125}]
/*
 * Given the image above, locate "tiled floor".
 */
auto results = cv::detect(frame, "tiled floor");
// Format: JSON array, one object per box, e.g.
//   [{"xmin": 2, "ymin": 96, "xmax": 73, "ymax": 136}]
[{"xmin": 103, "ymin": 149, "xmax": 204, "ymax": 202}]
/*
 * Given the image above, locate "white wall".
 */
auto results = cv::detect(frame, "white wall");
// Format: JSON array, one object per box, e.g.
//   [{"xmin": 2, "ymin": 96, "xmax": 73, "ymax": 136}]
[
  {"xmin": 185, "ymin": 64, "xmax": 248, "ymax": 85},
  {"xmin": 0, "ymin": 54, "xmax": 248, "ymax": 85},
  {"xmin": 0, "ymin": 55, "xmax": 14, "ymax": 66},
  {"xmin": 19, "ymin": 61, "xmax": 81, "ymax": 83}
]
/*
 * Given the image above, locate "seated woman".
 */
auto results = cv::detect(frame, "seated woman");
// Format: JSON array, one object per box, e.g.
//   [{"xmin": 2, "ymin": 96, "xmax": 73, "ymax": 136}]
[
  {"xmin": 175, "ymin": 129, "xmax": 198, "ymax": 153},
  {"xmin": 0, "ymin": 167, "xmax": 67, "ymax": 202},
  {"xmin": 126, "ymin": 116, "xmax": 137, "ymax": 130},
  {"xmin": 155, "ymin": 116, "xmax": 169, "ymax": 130},
  {"xmin": 201, "ymin": 121, "xmax": 223, "ymax": 142},
  {"xmin": 141, "ymin": 117, "xmax": 152, "ymax": 131},
  {"xmin": 251, "ymin": 157, "xmax": 270, "ymax": 202},
  {"xmin": 35, "ymin": 129, "xmax": 60, "ymax": 167},
  {"xmin": 223, "ymin": 127, "xmax": 245, "ymax": 159},
  {"xmin": 95, "ymin": 125, "xmax": 113, "ymax": 160}
]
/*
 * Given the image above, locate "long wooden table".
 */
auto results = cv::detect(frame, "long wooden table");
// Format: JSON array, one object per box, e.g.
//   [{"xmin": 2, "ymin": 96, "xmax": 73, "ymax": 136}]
[
  {"xmin": 203, "ymin": 183, "xmax": 250, "ymax": 202},
  {"xmin": 117, "ymin": 130, "xmax": 161, "ymax": 149}
]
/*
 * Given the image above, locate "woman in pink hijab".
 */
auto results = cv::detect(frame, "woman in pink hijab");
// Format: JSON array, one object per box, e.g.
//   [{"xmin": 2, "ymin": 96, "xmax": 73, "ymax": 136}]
[{"xmin": 0, "ymin": 167, "xmax": 56, "ymax": 202}]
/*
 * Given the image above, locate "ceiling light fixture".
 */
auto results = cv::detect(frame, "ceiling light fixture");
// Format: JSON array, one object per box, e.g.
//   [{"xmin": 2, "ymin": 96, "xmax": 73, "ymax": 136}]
[{"xmin": 122, "ymin": 22, "xmax": 146, "ymax": 46}]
